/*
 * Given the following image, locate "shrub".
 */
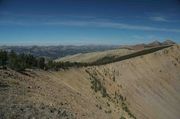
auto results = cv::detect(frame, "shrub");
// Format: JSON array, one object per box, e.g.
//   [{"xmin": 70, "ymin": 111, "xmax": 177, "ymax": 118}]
[
  {"xmin": 113, "ymin": 76, "xmax": 115, "ymax": 82},
  {"xmin": 120, "ymin": 116, "xmax": 126, "ymax": 119},
  {"xmin": 101, "ymin": 87, "xmax": 108, "ymax": 97}
]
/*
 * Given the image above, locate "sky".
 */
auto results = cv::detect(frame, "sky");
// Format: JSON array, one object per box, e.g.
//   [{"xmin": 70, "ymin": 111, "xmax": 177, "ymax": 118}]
[{"xmin": 0, "ymin": 0, "xmax": 180, "ymax": 45}]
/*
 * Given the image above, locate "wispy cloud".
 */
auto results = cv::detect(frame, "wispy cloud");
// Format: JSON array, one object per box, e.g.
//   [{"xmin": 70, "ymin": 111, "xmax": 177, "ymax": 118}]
[
  {"xmin": 150, "ymin": 16, "xmax": 169, "ymax": 22},
  {"xmin": 0, "ymin": 11, "xmax": 180, "ymax": 33},
  {"xmin": 44, "ymin": 21, "xmax": 180, "ymax": 33},
  {"xmin": 1, "ymin": 20, "xmax": 180, "ymax": 33}
]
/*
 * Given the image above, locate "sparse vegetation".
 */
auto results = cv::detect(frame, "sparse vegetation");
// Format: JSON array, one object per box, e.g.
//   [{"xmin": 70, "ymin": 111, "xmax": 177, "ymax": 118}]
[
  {"xmin": 107, "ymin": 102, "xmax": 110, "ymax": 107},
  {"xmin": 114, "ymin": 92, "xmax": 136, "ymax": 119},
  {"xmin": 113, "ymin": 75, "xmax": 116, "ymax": 82},
  {"xmin": 163, "ymin": 50, "xmax": 168, "ymax": 54},
  {"xmin": 120, "ymin": 116, "xmax": 126, "ymax": 119},
  {"xmin": 90, "ymin": 75, "xmax": 108, "ymax": 97},
  {"xmin": 87, "ymin": 68, "xmax": 137, "ymax": 119},
  {"xmin": 96, "ymin": 104, "xmax": 102, "ymax": 110},
  {"xmin": 105, "ymin": 110, "xmax": 112, "ymax": 113},
  {"xmin": 122, "ymin": 102, "xmax": 136, "ymax": 119},
  {"xmin": 114, "ymin": 92, "xmax": 126, "ymax": 103},
  {"xmin": 86, "ymin": 70, "xmax": 108, "ymax": 97}
]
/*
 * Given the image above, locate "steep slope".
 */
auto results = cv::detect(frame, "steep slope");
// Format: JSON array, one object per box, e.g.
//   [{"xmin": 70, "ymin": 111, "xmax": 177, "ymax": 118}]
[
  {"xmin": 85, "ymin": 45, "xmax": 180, "ymax": 119},
  {"xmin": 0, "ymin": 45, "xmax": 180, "ymax": 119}
]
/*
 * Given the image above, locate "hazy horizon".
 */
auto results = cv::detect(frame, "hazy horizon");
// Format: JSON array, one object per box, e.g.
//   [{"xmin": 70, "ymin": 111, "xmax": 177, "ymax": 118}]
[
  {"xmin": 0, "ymin": 0, "xmax": 180, "ymax": 45},
  {"xmin": 0, "ymin": 39, "xmax": 178, "ymax": 46}
]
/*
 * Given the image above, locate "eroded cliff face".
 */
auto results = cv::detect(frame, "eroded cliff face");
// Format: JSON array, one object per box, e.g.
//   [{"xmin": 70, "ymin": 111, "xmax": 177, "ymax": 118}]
[{"xmin": 0, "ymin": 45, "xmax": 180, "ymax": 119}]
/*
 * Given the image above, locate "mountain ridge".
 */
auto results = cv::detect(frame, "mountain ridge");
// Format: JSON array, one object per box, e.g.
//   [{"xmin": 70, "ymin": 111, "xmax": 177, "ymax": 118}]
[
  {"xmin": 56, "ymin": 42, "xmax": 174, "ymax": 63},
  {"xmin": 0, "ymin": 45, "xmax": 180, "ymax": 119},
  {"xmin": 0, "ymin": 40, "xmax": 176, "ymax": 59}
]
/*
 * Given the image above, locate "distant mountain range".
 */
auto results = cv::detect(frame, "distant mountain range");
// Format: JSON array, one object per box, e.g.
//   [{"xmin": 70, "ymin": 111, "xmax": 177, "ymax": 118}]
[
  {"xmin": 121, "ymin": 40, "xmax": 176, "ymax": 50},
  {"xmin": 0, "ymin": 45, "xmax": 119, "ymax": 59},
  {"xmin": 0, "ymin": 40, "xmax": 176, "ymax": 59}
]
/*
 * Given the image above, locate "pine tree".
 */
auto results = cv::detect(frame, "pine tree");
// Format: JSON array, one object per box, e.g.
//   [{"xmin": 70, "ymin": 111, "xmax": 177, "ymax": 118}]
[
  {"xmin": 8, "ymin": 50, "xmax": 17, "ymax": 69},
  {"xmin": 0, "ymin": 50, "xmax": 8, "ymax": 69},
  {"xmin": 37, "ymin": 57, "xmax": 45, "ymax": 69}
]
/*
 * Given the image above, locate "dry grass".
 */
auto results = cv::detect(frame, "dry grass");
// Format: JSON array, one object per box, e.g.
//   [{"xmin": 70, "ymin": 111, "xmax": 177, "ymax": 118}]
[{"xmin": 55, "ymin": 48, "xmax": 134, "ymax": 63}]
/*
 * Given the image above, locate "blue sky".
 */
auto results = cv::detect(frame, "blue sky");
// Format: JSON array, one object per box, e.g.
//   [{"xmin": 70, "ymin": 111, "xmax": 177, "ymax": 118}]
[{"xmin": 0, "ymin": 0, "xmax": 180, "ymax": 45}]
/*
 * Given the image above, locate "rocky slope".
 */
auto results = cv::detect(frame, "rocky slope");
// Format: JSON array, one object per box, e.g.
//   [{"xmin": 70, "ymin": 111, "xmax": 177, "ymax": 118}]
[{"xmin": 0, "ymin": 45, "xmax": 180, "ymax": 119}]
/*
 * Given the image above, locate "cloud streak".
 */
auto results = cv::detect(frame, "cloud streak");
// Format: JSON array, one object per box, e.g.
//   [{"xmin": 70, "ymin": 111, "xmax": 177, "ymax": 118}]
[
  {"xmin": 45, "ymin": 21, "xmax": 180, "ymax": 33},
  {"xmin": 150, "ymin": 16, "xmax": 169, "ymax": 22},
  {"xmin": 1, "ymin": 11, "xmax": 180, "ymax": 33},
  {"xmin": 1, "ymin": 19, "xmax": 180, "ymax": 33}
]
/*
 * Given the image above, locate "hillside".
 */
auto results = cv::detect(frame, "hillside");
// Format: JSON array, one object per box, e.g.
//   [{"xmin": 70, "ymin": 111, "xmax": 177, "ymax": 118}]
[
  {"xmin": 56, "ymin": 48, "xmax": 135, "ymax": 63},
  {"xmin": 55, "ymin": 40, "xmax": 175, "ymax": 63},
  {"xmin": 0, "ymin": 45, "xmax": 180, "ymax": 119}
]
